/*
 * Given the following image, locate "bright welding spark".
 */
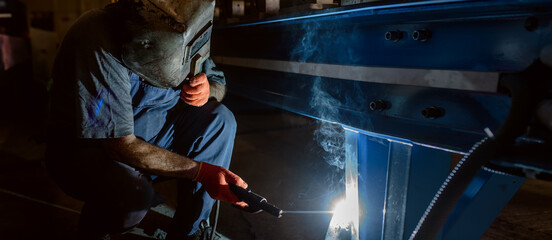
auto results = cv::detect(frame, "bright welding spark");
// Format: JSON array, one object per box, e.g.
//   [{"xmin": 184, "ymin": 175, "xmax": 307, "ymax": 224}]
[
  {"xmin": 326, "ymin": 140, "xmax": 360, "ymax": 240},
  {"xmin": 331, "ymin": 199, "xmax": 355, "ymax": 229},
  {"xmin": 325, "ymin": 197, "xmax": 360, "ymax": 240}
]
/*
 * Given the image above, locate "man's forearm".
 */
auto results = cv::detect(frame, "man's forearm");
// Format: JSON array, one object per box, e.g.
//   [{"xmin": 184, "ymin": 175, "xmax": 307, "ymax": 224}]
[
  {"xmin": 209, "ymin": 81, "xmax": 226, "ymax": 102},
  {"xmin": 102, "ymin": 134, "xmax": 200, "ymax": 179}
]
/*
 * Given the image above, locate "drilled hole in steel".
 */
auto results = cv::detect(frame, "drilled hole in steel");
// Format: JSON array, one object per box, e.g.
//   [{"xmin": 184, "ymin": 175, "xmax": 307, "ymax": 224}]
[
  {"xmin": 412, "ymin": 31, "xmax": 420, "ymax": 40},
  {"xmin": 421, "ymin": 106, "xmax": 443, "ymax": 119},
  {"xmin": 385, "ymin": 32, "xmax": 392, "ymax": 41},
  {"xmin": 525, "ymin": 17, "xmax": 539, "ymax": 32}
]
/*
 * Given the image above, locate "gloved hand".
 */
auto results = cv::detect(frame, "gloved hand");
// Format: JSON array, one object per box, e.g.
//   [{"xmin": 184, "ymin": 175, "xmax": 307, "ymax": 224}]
[
  {"xmin": 194, "ymin": 162, "xmax": 249, "ymax": 208},
  {"xmin": 180, "ymin": 73, "xmax": 210, "ymax": 107}
]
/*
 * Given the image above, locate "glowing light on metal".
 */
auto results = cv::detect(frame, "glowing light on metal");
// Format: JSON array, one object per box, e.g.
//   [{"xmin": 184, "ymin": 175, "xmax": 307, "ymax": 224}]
[{"xmin": 326, "ymin": 136, "xmax": 360, "ymax": 240}]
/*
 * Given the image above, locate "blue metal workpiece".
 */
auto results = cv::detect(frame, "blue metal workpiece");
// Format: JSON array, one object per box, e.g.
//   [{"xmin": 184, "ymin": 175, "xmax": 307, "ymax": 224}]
[
  {"xmin": 347, "ymin": 127, "xmax": 452, "ymax": 240},
  {"xmin": 213, "ymin": 0, "xmax": 552, "ymax": 152},
  {"xmin": 343, "ymin": 125, "xmax": 525, "ymax": 240},
  {"xmin": 214, "ymin": 0, "xmax": 552, "ymax": 72},
  {"xmin": 212, "ymin": 0, "xmax": 552, "ymax": 239},
  {"xmin": 438, "ymin": 170, "xmax": 525, "ymax": 240}
]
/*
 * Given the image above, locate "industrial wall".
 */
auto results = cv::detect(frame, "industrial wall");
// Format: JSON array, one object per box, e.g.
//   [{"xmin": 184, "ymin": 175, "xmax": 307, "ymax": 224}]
[{"xmin": 18, "ymin": 0, "xmax": 111, "ymax": 83}]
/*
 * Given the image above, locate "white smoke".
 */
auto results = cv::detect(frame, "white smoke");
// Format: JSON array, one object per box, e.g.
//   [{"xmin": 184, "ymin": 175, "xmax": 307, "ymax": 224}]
[
  {"xmin": 290, "ymin": 21, "xmax": 346, "ymax": 170},
  {"xmin": 310, "ymin": 77, "xmax": 346, "ymax": 170}
]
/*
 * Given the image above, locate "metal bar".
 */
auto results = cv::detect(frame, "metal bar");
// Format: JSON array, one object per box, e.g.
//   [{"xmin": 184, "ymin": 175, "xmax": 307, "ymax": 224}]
[
  {"xmin": 216, "ymin": 0, "xmax": 552, "ymax": 28},
  {"xmin": 212, "ymin": 56, "xmax": 499, "ymax": 92},
  {"xmin": 382, "ymin": 140, "xmax": 413, "ymax": 240},
  {"xmin": 345, "ymin": 128, "xmax": 360, "ymax": 240}
]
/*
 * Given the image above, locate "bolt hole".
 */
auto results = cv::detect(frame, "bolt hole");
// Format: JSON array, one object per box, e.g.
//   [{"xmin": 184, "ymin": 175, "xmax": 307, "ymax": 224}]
[
  {"xmin": 525, "ymin": 17, "xmax": 539, "ymax": 32},
  {"xmin": 421, "ymin": 106, "xmax": 443, "ymax": 119},
  {"xmin": 412, "ymin": 31, "xmax": 420, "ymax": 40},
  {"xmin": 421, "ymin": 108, "xmax": 429, "ymax": 117},
  {"xmin": 370, "ymin": 102, "xmax": 377, "ymax": 109},
  {"xmin": 385, "ymin": 32, "xmax": 392, "ymax": 41}
]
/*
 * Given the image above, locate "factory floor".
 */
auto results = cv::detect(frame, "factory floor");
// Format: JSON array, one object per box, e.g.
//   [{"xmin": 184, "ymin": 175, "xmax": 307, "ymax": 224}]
[{"xmin": 0, "ymin": 94, "xmax": 551, "ymax": 240}]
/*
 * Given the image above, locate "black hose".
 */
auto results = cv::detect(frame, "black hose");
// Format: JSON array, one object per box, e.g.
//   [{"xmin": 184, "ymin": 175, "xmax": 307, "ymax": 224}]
[
  {"xmin": 408, "ymin": 61, "xmax": 543, "ymax": 240},
  {"xmin": 485, "ymin": 142, "xmax": 552, "ymax": 181},
  {"xmin": 210, "ymin": 200, "xmax": 220, "ymax": 240},
  {"xmin": 408, "ymin": 137, "xmax": 498, "ymax": 240}
]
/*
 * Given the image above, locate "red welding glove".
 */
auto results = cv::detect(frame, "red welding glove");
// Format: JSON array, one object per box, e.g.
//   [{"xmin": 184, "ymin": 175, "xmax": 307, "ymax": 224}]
[
  {"xmin": 180, "ymin": 73, "xmax": 210, "ymax": 107},
  {"xmin": 194, "ymin": 162, "xmax": 249, "ymax": 208}
]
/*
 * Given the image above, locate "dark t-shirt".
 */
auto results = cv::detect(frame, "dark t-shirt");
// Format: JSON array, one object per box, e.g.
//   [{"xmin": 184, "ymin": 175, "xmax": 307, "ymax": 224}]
[
  {"xmin": 50, "ymin": 6, "xmax": 134, "ymax": 140},
  {"xmin": 48, "ymin": 4, "xmax": 226, "ymax": 150}
]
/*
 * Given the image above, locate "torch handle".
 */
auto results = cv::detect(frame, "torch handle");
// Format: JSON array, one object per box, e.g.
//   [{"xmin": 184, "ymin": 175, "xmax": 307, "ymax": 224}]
[{"xmin": 229, "ymin": 184, "xmax": 283, "ymax": 218}]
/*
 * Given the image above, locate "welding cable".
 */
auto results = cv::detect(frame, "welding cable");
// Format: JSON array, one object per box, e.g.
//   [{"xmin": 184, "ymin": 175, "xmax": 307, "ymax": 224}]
[
  {"xmin": 408, "ymin": 136, "xmax": 495, "ymax": 240},
  {"xmin": 210, "ymin": 200, "xmax": 220, "ymax": 240},
  {"xmin": 481, "ymin": 166, "xmax": 515, "ymax": 177},
  {"xmin": 408, "ymin": 62, "xmax": 543, "ymax": 240},
  {"xmin": 484, "ymin": 142, "xmax": 552, "ymax": 181}
]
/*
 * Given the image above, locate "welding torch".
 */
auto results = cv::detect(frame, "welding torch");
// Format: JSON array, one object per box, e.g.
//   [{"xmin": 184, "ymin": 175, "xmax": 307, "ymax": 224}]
[
  {"xmin": 229, "ymin": 184, "xmax": 335, "ymax": 218},
  {"xmin": 229, "ymin": 184, "xmax": 283, "ymax": 218}
]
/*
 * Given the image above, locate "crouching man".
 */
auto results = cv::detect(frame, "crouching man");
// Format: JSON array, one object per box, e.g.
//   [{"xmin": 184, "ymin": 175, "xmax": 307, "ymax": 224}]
[{"xmin": 45, "ymin": 0, "xmax": 246, "ymax": 239}]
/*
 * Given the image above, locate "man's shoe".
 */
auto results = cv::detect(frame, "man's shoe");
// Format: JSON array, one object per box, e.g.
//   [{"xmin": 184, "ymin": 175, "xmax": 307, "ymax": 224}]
[{"xmin": 186, "ymin": 220, "xmax": 230, "ymax": 240}]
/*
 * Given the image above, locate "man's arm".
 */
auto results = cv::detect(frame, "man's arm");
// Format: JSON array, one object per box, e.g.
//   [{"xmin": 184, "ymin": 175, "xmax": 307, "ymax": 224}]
[
  {"xmin": 209, "ymin": 81, "xmax": 226, "ymax": 102},
  {"xmin": 101, "ymin": 134, "xmax": 200, "ymax": 179},
  {"xmin": 204, "ymin": 58, "xmax": 226, "ymax": 102},
  {"xmin": 101, "ymin": 134, "xmax": 248, "ymax": 207}
]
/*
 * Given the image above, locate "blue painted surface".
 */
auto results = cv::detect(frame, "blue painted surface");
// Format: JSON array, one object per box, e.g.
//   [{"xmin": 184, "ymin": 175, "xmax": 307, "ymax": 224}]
[
  {"xmin": 346, "ymin": 126, "xmax": 452, "ymax": 240},
  {"xmin": 404, "ymin": 144, "xmax": 452, "ymax": 239},
  {"xmin": 212, "ymin": 0, "xmax": 552, "ymax": 152},
  {"xmin": 214, "ymin": 0, "xmax": 552, "ymax": 72},
  {"xmin": 222, "ymin": 67, "xmax": 510, "ymax": 152},
  {"xmin": 212, "ymin": 1, "xmax": 550, "ymax": 239},
  {"xmin": 439, "ymin": 170, "xmax": 524, "ymax": 240},
  {"xmin": 355, "ymin": 131, "xmax": 389, "ymax": 239},
  {"xmin": 382, "ymin": 140, "xmax": 414, "ymax": 240},
  {"xmin": 347, "ymin": 125, "xmax": 524, "ymax": 240}
]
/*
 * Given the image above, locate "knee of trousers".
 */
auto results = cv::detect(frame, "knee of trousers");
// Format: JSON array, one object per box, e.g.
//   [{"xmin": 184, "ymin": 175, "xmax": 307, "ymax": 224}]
[
  {"xmin": 190, "ymin": 102, "xmax": 237, "ymax": 168},
  {"xmin": 80, "ymin": 181, "xmax": 155, "ymax": 234},
  {"xmin": 79, "ymin": 166, "xmax": 156, "ymax": 233},
  {"xmin": 211, "ymin": 103, "xmax": 237, "ymax": 137}
]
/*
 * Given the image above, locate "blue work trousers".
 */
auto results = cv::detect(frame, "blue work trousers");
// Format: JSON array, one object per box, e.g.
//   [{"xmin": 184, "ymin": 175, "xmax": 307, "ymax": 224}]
[
  {"xmin": 46, "ymin": 73, "xmax": 236, "ymax": 238},
  {"xmin": 130, "ymin": 73, "xmax": 237, "ymax": 238}
]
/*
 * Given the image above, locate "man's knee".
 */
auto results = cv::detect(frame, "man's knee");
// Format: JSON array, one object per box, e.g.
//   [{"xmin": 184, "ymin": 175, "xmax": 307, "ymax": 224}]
[
  {"xmin": 76, "ymin": 161, "xmax": 155, "ymax": 235},
  {"xmin": 210, "ymin": 102, "xmax": 236, "ymax": 136},
  {"xmin": 79, "ymin": 176, "xmax": 155, "ymax": 235}
]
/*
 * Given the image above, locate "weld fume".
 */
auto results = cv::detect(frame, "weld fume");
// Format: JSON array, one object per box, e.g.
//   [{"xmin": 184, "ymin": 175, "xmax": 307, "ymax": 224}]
[
  {"xmin": 290, "ymin": 21, "xmax": 321, "ymax": 62},
  {"xmin": 311, "ymin": 77, "xmax": 346, "ymax": 170},
  {"xmin": 291, "ymin": 21, "xmax": 346, "ymax": 170}
]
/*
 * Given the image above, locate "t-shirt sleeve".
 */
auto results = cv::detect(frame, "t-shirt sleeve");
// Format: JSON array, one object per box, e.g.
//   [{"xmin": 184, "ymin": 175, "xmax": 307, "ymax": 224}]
[
  {"xmin": 203, "ymin": 57, "xmax": 226, "ymax": 85},
  {"xmin": 75, "ymin": 48, "xmax": 134, "ymax": 139},
  {"xmin": 50, "ymin": 8, "xmax": 134, "ymax": 140}
]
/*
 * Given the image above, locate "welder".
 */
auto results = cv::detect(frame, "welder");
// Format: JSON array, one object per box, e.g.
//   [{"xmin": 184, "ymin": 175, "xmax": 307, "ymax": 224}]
[{"xmin": 44, "ymin": 0, "xmax": 248, "ymax": 239}]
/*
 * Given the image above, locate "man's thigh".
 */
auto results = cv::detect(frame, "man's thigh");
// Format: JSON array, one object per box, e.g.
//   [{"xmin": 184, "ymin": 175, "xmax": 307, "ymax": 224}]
[{"xmin": 153, "ymin": 100, "xmax": 237, "ymax": 167}]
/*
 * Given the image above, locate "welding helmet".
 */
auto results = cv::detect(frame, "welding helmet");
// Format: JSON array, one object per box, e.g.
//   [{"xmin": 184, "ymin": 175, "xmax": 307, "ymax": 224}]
[{"xmin": 121, "ymin": 0, "xmax": 215, "ymax": 88}]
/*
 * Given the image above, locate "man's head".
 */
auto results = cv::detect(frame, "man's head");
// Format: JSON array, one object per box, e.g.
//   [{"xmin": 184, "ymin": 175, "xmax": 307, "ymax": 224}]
[{"xmin": 119, "ymin": 0, "xmax": 215, "ymax": 88}]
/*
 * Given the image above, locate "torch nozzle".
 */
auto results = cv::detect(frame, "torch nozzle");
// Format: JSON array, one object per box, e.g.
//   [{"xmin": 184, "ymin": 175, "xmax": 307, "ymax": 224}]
[{"xmin": 229, "ymin": 184, "xmax": 283, "ymax": 218}]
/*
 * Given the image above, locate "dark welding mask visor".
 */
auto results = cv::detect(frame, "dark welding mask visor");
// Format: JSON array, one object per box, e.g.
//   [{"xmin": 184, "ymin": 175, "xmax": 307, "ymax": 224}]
[{"xmin": 121, "ymin": 0, "xmax": 215, "ymax": 88}]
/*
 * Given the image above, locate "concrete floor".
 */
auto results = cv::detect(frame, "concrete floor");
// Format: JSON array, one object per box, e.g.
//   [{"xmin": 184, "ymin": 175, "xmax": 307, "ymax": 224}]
[{"xmin": 0, "ymin": 94, "xmax": 551, "ymax": 240}]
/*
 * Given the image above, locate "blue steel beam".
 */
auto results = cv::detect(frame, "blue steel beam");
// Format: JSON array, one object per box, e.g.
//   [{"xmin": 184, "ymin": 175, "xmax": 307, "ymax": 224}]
[
  {"xmin": 214, "ymin": 0, "xmax": 552, "ymax": 72},
  {"xmin": 212, "ymin": 0, "xmax": 552, "ymax": 152},
  {"xmin": 212, "ymin": 1, "xmax": 552, "ymax": 239},
  {"xmin": 346, "ymin": 126, "xmax": 525, "ymax": 240}
]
